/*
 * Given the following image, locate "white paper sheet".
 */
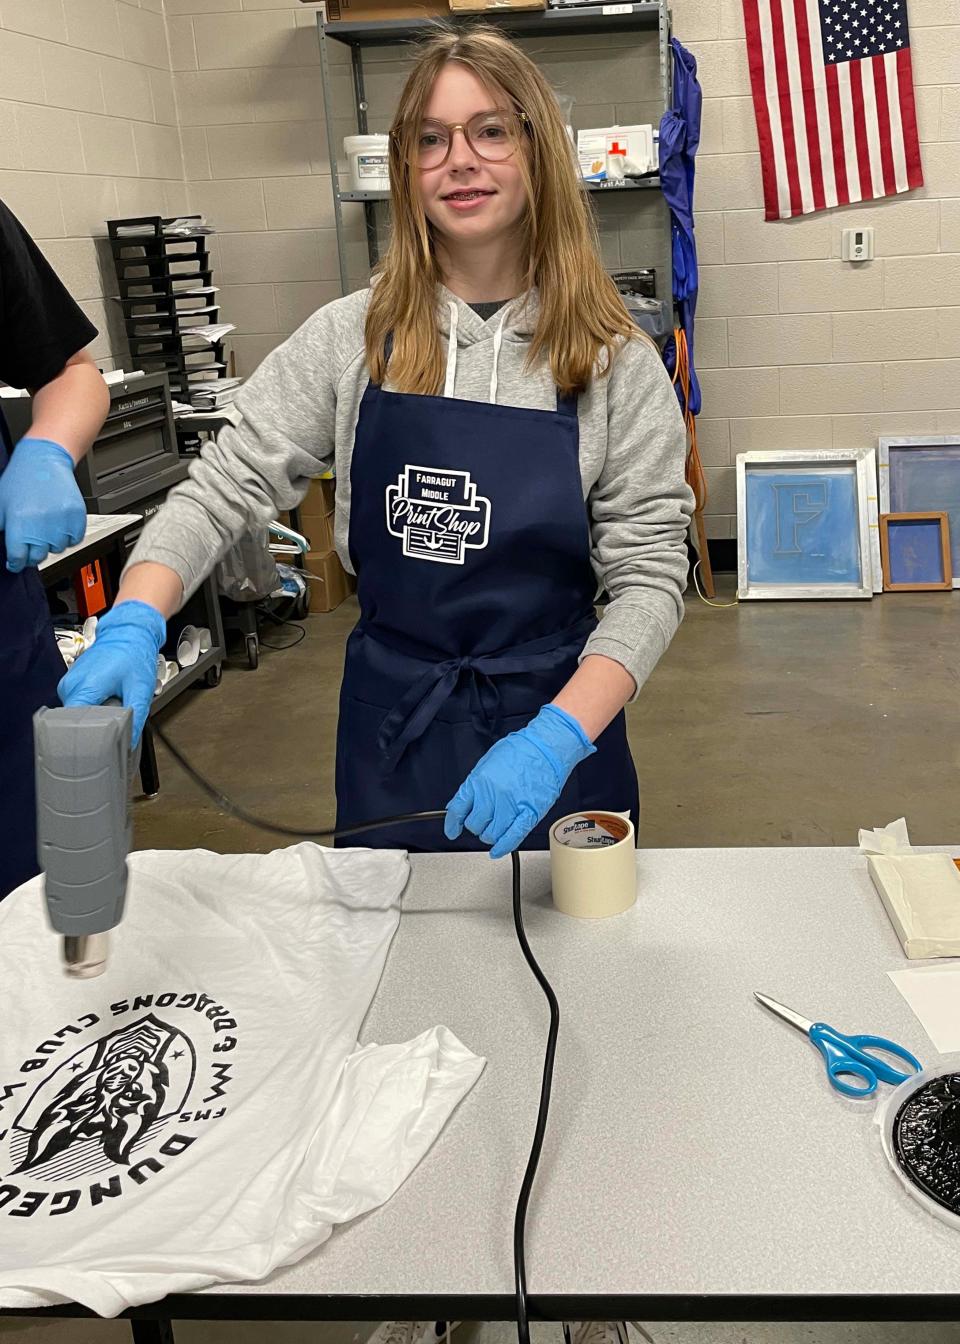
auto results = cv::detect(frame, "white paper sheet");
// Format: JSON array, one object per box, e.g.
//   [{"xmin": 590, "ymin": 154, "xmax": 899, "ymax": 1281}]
[
  {"xmin": 38, "ymin": 513, "xmax": 142, "ymax": 571},
  {"xmin": 859, "ymin": 816, "xmax": 914, "ymax": 855},
  {"xmin": 888, "ymin": 965, "xmax": 960, "ymax": 1052},
  {"xmin": 182, "ymin": 323, "xmax": 235, "ymax": 345}
]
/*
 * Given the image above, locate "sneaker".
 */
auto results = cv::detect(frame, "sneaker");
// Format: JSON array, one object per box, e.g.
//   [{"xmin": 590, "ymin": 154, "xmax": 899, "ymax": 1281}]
[
  {"xmin": 564, "ymin": 1324, "xmax": 651, "ymax": 1344},
  {"xmin": 367, "ymin": 1322, "xmax": 462, "ymax": 1344}
]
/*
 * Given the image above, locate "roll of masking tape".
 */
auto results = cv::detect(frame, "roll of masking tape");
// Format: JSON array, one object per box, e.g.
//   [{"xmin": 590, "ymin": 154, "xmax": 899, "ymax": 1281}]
[{"xmin": 549, "ymin": 811, "xmax": 636, "ymax": 919}]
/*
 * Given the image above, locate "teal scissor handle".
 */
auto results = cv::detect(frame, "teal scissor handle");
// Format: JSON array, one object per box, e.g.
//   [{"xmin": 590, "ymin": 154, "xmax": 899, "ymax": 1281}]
[{"xmin": 809, "ymin": 1022, "xmax": 923, "ymax": 1098}]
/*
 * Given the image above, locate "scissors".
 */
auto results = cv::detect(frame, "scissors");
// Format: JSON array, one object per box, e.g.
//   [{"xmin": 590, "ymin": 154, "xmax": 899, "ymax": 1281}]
[{"xmin": 754, "ymin": 992, "xmax": 922, "ymax": 1098}]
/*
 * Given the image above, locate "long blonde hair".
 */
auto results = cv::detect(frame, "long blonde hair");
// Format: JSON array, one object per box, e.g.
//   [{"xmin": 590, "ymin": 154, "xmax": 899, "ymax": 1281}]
[{"xmin": 364, "ymin": 22, "xmax": 641, "ymax": 397}]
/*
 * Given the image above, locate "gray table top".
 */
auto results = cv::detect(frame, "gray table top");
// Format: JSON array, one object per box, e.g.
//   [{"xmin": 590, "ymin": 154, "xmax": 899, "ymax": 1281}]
[{"xmin": 207, "ymin": 846, "xmax": 960, "ymax": 1309}]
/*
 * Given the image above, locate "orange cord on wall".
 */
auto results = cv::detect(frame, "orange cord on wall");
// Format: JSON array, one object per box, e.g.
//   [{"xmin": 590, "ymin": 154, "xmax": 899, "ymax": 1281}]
[
  {"xmin": 671, "ymin": 325, "xmax": 706, "ymax": 513},
  {"xmin": 672, "ymin": 326, "xmax": 731, "ymax": 604}
]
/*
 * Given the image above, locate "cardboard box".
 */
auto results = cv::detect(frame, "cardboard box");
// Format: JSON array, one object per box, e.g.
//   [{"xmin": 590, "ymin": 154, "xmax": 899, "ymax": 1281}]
[
  {"xmin": 296, "ymin": 476, "xmax": 336, "ymax": 554},
  {"xmin": 448, "ymin": 0, "xmax": 545, "ymax": 9},
  {"xmin": 279, "ymin": 477, "xmax": 335, "ymax": 553},
  {"xmin": 304, "ymin": 548, "xmax": 355, "ymax": 613},
  {"xmin": 324, "ymin": 0, "xmax": 449, "ymax": 21},
  {"xmin": 298, "ymin": 476, "xmax": 335, "ymax": 520}
]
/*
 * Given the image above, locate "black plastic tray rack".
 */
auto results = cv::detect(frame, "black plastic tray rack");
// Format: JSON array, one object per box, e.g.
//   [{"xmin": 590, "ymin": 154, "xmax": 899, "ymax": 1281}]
[{"xmin": 107, "ymin": 215, "xmax": 228, "ymax": 401}]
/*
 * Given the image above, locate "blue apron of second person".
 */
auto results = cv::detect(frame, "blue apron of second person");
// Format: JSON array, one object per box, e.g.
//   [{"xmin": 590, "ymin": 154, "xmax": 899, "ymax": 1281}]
[
  {"xmin": 336, "ymin": 305, "xmax": 639, "ymax": 852},
  {"xmin": 0, "ymin": 413, "xmax": 65, "ymax": 899}
]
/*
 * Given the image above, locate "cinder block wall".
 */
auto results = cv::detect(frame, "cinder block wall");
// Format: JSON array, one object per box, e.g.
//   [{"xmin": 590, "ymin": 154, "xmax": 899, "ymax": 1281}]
[
  {"xmin": 678, "ymin": 0, "xmax": 959, "ymax": 539},
  {"xmin": 3, "ymin": 0, "xmax": 956, "ymax": 540},
  {"xmin": 0, "ymin": 0, "xmax": 187, "ymax": 373},
  {"xmin": 172, "ymin": 0, "xmax": 959, "ymax": 538},
  {"xmin": 168, "ymin": 1, "xmax": 356, "ymax": 378}
]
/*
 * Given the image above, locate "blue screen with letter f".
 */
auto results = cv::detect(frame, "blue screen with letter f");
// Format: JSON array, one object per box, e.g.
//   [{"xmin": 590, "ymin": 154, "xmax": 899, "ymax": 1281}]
[{"xmin": 746, "ymin": 467, "xmax": 861, "ymax": 586}]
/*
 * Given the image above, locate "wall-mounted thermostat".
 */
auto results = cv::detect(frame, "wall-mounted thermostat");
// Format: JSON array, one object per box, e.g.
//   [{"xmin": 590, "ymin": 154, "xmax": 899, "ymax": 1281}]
[{"xmin": 841, "ymin": 226, "xmax": 875, "ymax": 262}]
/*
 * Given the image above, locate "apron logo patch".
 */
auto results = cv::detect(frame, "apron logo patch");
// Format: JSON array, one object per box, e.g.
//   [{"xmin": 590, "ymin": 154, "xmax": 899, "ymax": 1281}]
[
  {"xmin": 0, "ymin": 995, "xmax": 237, "ymax": 1218},
  {"xmin": 386, "ymin": 465, "xmax": 491, "ymax": 565}
]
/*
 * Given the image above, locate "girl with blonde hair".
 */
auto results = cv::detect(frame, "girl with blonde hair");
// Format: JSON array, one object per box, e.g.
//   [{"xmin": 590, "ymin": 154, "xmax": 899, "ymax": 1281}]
[{"xmin": 61, "ymin": 22, "xmax": 693, "ymax": 861}]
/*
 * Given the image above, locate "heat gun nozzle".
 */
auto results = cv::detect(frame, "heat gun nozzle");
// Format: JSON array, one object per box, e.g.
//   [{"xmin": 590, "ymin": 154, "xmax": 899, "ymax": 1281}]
[{"xmin": 62, "ymin": 933, "xmax": 109, "ymax": 979}]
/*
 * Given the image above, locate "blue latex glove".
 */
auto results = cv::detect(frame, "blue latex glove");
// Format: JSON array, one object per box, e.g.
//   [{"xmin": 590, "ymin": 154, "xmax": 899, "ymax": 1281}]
[
  {"xmin": 0, "ymin": 437, "xmax": 86, "ymax": 572},
  {"xmin": 58, "ymin": 600, "xmax": 167, "ymax": 746},
  {"xmin": 444, "ymin": 704, "xmax": 596, "ymax": 859}
]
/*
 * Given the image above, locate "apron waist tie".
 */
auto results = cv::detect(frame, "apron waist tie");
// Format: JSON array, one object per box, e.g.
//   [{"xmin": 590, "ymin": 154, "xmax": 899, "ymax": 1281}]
[{"xmin": 372, "ymin": 615, "xmax": 597, "ymax": 774}]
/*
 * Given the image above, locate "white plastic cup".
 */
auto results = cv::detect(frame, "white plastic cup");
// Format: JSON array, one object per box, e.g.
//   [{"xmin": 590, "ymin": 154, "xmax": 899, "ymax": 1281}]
[
  {"xmin": 155, "ymin": 656, "xmax": 179, "ymax": 695},
  {"xmin": 176, "ymin": 625, "xmax": 201, "ymax": 668}
]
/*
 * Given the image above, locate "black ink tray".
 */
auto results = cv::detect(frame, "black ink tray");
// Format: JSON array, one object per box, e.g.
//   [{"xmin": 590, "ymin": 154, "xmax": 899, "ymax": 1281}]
[{"xmin": 879, "ymin": 1060, "xmax": 960, "ymax": 1231}]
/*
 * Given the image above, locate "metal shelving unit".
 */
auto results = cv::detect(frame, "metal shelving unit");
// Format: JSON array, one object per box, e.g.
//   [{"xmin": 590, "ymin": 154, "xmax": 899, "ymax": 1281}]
[
  {"xmin": 318, "ymin": 1, "xmax": 672, "ymax": 293},
  {"xmin": 326, "ymin": 1, "xmax": 666, "ymax": 45},
  {"xmin": 339, "ymin": 178, "xmax": 661, "ymax": 203}
]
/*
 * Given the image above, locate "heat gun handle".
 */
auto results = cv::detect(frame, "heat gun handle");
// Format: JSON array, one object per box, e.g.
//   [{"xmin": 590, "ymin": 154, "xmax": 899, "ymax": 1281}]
[{"xmin": 34, "ymin": 703, "xmax": 140, "ymax": 937}]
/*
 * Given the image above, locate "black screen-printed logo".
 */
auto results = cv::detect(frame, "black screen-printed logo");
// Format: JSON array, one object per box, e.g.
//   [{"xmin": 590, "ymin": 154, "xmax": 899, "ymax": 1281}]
[
  {"xmin": 0, "ymin": 991, "xmax": 237, "ymax": 1219},
  {"xmin": 386, "ymin": 465, "xmax": 491, "ymax": 564},
  {"xmin": 10, "ymin": 1015, "xmax": 194, "ymax": 1177}
]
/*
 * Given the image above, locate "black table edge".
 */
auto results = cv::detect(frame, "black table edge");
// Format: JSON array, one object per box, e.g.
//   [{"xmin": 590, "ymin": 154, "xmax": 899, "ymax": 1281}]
[{"xmin": 5, "ymin": 1294, "xmax": 960, "ymax": 1323}]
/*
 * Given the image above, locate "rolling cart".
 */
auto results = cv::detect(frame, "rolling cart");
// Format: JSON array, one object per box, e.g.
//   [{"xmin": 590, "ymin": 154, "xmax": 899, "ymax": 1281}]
[{"xmin": 219, "ymin": 520, "xmax": 310, "ymax": 670}]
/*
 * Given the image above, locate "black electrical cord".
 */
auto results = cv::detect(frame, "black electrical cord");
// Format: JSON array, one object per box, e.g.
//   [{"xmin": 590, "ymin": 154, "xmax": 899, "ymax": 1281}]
[
  {"xmin": 255, "ymin": 601, "xmax": 308, "ymax": 651},
  {"xmin": 259, "ymin": 627, "xmax": 307, "ymax": 652},
  {"xmin": 152, "ymin": 722, "xmax": 556, "ymax": 1344},
  {"xmin": 511, "ymin": 861, "xmax": 559, "ymax": 1344}
]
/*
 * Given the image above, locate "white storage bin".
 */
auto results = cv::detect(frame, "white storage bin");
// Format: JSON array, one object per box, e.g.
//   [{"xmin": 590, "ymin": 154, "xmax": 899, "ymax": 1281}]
[{"xmin": 344, "ymin": 134, "xmax": 390, "ymax": 192}]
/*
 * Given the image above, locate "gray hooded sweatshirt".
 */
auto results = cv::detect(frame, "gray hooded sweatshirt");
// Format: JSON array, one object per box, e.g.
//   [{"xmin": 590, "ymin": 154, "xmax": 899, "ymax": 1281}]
[{"xmin": 130, "ymin": 284, "xmax": 694, "ymax": 693}]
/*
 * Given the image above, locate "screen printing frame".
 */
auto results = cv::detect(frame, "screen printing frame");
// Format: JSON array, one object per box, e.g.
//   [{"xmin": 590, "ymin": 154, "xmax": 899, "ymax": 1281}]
[
  {"xmin": 880, "ymin": 511, "xmax": 953, "ymax": 591},
  {"xmin": 879, "ymin": 436, "xmax": 960, "ymax": 591},
  {"xmin": 736, "ymin": 449, "xmax": 876, "ymax": 600}
]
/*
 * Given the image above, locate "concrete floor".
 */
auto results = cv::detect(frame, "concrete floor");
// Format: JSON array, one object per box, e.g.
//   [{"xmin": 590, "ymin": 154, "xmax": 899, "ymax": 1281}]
[
  {"xmin": 6, "ymin": 578, "xmax": 959, "ymax": 1344},
  {"xmin": 133, "ymin": 578, "xmax": 959, "ymax": 853}
]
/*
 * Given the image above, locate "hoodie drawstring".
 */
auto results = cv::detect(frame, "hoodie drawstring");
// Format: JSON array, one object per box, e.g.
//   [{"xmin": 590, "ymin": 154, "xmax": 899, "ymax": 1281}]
[
  {"xmin": 443, "ymin": 301, "xmax": 458, "ymax": 399},
  {"xmin": 489, "ymin": 312, "xmax": 505, "ymax": 405},
  {"xmin": 443, "ymin": 301, "xmax": 508, "ymax": 406}
]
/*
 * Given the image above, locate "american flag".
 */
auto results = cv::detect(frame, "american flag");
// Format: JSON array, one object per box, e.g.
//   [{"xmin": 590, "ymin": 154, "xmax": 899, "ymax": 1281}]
[{"xmin": 742, "ymin": 0, "xmax": 924, "ymax": 220}]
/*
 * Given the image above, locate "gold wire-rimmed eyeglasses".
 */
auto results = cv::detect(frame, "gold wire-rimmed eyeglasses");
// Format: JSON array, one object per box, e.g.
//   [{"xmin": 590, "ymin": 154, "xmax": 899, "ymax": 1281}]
[{"xmin": 394, "ymin": 110, "xmax": 530, "ymax": 170}]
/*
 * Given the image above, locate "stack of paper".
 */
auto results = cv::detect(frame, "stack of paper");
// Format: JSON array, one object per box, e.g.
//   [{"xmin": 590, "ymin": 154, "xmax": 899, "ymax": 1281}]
[
  {"xmin": 113, "ymin": 217, "xmax": 215, "ymax": 238},
  {"xmin": 191, "ymin": 377, "xmax": 242, "ymax": 393},
  {"xmin": 182, "ymin": 323, "xmax": 235, "ymax": 346},
  {"xmin": 189, "ymin": 376, "xmax": 243, "ymax": 410},
  {"xmin": 869, "ymin": 854, "xmax": 960, "ymax": 958},
  {"xmin": 102, "ymin": 370, "xmax": 146, "ymax": 386},
  {"xmin": 165, "ymin": 216, "xmax": 215, "ymax": 236}
]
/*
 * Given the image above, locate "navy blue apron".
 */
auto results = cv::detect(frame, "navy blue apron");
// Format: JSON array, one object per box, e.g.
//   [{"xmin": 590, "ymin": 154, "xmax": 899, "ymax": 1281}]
[
  {"xmin": 335, "ymin": 333, "xmax": 639, "ymax": 852},
  {"xmin": 0, "ymin": 413, "xmax": 65, "ymax": 899}
]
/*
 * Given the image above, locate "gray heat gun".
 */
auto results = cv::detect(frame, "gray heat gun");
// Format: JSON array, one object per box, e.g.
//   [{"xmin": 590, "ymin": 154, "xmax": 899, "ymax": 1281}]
[{"xmin": 33, "ymin": 703, "xmax": 140, "ymax": 979}]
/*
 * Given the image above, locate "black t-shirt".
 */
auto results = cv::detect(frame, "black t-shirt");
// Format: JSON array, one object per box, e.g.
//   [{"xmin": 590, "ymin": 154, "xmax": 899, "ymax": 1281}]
[
  {"xmin": 468, "ymin": 299, "xmax": 510, "ymax": 322},
  {"xmin": 0, "ymin": 198, "xmax": 98, "ymax": 463}
]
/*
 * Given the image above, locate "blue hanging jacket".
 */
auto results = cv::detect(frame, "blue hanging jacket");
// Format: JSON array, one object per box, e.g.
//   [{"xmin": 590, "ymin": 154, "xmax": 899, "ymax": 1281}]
[{"xmin": 660, "ymin": 37, "xmax": 702, "ymax": 418}]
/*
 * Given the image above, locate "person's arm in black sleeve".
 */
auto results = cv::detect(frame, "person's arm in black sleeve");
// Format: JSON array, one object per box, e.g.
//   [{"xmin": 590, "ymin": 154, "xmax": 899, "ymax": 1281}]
[
  {"xmin": 0, "ymin": 199, "xmax": 110, "ymax": 463},
  {"xmin": 0, "ymin": 199, "xmax": 110, "ymax": 569}
]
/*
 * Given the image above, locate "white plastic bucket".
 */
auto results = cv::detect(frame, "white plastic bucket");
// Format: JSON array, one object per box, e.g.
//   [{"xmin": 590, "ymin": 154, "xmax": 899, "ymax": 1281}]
[{"xmin": 344, "ymin": 134, "xmax": 390, "ymax": 193}]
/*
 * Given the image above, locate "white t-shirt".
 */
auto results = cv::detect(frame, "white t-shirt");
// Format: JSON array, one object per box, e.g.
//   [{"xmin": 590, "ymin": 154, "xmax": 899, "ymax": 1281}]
[{"xmin": 0, "ymin": 844, "xmax": 484, "ymax": 1315}]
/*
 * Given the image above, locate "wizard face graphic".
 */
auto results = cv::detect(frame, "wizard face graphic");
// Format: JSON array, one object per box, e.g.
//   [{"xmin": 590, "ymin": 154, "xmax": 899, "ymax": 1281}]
[{"xmin": 11, "ymin": 1015, "xmax": 195, "ymax": 1176}]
